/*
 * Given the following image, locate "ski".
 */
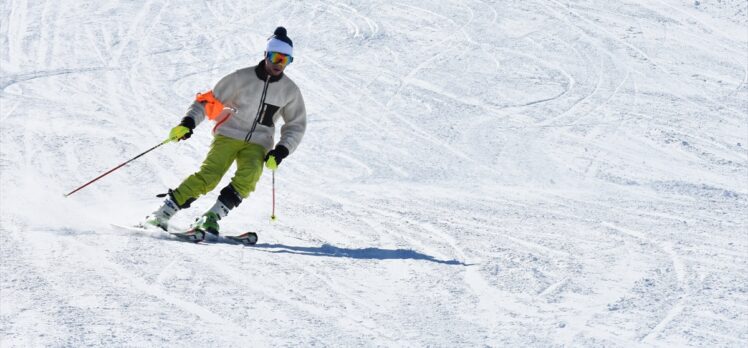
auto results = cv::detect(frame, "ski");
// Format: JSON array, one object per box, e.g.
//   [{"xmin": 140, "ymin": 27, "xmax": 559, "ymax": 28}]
[
  {"xmin": 225, "ymin": 231, "xmax": 259, "ymax": 246},
  {"xmin": 170, "ymin": 228, "xmax": 258, "ymax": 245},
  {"xmin": 111, "ymin": 224, "xmax": 258, "ymax": 246},
  {"xmin": 170, "ymin": 229, "xmax": 207, "ymax": 243}
]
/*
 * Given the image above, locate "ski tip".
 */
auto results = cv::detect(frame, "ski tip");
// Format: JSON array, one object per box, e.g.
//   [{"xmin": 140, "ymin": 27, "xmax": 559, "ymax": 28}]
[{"xmin": 226, "ymin": 232, "xmax": 258, "ymax": 246}]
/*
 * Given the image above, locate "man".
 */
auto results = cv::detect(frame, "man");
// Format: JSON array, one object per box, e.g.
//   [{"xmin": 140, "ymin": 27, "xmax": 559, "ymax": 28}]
[{"xmin": 145, "ymin": 26, "xmax": 306, "ymax": 237}]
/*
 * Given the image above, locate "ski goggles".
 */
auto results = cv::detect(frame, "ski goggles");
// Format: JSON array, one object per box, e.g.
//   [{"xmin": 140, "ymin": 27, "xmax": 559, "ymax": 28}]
[{"xmin": 267, "ymin": 51, "xmax": 293, "ymax": 66}]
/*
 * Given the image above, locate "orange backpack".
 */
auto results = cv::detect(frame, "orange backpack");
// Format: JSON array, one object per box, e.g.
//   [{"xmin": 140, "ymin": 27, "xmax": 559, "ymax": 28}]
[
  {"xmin": 196, "ymin": 91, "xmax": 234, "ymax": 133},
  {"xmin": 195, "ymin": 91, "xmax": 225, "ymax": 120}
]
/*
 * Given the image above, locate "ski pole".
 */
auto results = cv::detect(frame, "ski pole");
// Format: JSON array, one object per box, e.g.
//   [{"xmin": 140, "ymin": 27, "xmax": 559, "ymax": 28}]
[
  {"xmin": 270, "ymin": 170, "xmax": 277, "ymax": 221},
  {"xmin": 64, "ymin": 139, "xmax": 170, "ymax": 197}
]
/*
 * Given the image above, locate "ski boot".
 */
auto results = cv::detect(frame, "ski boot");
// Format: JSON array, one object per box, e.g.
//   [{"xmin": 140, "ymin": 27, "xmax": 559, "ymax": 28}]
[
  {"xmin": 170, "ymin": 212, "xmax": 219, "ymax": 243},
  {"xmin": 143, "ymin": 197, "xmax": 179, "ymax": 231},
  {"xmin": 195, "ymin": 212, "xmax": 220, "ymax": 235}
]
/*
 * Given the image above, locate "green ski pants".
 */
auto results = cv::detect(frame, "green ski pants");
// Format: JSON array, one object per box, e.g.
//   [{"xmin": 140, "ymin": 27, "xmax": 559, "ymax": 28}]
[{"xmin": 172, "ymin": 135, "xmax": 266, "ymax": 206}]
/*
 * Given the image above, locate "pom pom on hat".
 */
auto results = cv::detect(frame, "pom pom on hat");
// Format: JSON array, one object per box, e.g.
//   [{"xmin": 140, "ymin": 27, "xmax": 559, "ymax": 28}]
[
  {"xmin": 267, "ymin": 26, "xmax": 293, "ymax": 56},
  {"xmin": 274, "ymin": 27, "xmax": 288, "ymax": 38}
]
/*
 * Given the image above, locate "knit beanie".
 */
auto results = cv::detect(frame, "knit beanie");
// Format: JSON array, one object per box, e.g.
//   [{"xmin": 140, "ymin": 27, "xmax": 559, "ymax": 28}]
[{"xmin": 266, "ymin": 27, "xmax": 293, "ymax": 56}]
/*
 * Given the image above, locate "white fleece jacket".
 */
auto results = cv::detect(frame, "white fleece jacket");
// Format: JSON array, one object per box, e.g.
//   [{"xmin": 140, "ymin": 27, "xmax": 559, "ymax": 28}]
[{"xmin": 184, "ymin": 60, "xmax": 307, "ymax": 154}]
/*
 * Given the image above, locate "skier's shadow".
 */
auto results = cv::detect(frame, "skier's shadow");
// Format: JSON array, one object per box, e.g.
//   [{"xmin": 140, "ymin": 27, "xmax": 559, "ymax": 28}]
[{"xmin": 252, "ymin": 243, "xmax": 470, "ymax": 266}]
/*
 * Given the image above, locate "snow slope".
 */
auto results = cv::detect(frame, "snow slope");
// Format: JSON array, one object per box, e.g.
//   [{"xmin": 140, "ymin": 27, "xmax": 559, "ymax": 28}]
[{"xmin": 1, "ymin": 0, "xmax": 746, "ymax": 346}]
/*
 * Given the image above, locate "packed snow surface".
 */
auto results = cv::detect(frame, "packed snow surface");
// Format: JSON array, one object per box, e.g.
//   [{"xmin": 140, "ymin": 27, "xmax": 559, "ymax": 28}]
[{"xmin": 1, "ymin": 0, "xmax": 747, "ymax": 346}]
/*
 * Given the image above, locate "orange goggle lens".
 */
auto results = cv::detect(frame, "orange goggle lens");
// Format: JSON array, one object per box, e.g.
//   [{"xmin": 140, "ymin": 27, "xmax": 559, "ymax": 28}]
[{"xmin": 267, "ymin": 51, "xmax": 293, "ymax": 66}]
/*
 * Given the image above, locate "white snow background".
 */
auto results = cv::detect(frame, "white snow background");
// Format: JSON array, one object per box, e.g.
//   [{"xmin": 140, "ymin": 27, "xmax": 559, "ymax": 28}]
[{"xmin": 1, "ymin": 0, "xmax": 747, "ymax": 347}]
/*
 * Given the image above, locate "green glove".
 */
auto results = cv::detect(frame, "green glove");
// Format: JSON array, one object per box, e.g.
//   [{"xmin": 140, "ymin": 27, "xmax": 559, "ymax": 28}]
[
  {"xmin": 168, "ymin": 125, "xmax": 191, "ymax": 142},
  {"xmin": 265, "ymin": 156, "xmax": 278, "ymax": 170},
  {"xmin": 264, "ymin": 145, "xmax": 289, "ymax": 171}
]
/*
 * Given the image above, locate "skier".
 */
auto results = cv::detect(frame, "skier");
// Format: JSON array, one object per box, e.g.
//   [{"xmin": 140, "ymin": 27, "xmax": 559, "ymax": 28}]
[{"xmin": 144, "ymin": 26, "xmax": 306, "ymax": 237}]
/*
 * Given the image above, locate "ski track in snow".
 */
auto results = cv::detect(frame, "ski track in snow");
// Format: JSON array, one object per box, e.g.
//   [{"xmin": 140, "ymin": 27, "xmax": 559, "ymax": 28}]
[{"xmin": 1, "ymin": 0, "xmax": 747, "ymax": 347}]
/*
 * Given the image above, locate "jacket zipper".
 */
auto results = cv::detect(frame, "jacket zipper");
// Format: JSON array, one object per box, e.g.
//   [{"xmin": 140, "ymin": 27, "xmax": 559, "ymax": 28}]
[{"xmin": 245, "ymin": 74, "xmax": 272, "ymax": 143}]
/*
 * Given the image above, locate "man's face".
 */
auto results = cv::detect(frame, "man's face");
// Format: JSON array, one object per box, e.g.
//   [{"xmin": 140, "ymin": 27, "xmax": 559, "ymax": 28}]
[{"xmin": 264, "ymin": 51, "xmax": 292, "ymax": 77}]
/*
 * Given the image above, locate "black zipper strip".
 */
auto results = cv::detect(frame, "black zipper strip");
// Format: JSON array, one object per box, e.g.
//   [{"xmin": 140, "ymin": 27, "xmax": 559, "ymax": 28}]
[{"xmin": 245, "ymin": 75, "xmax": 271, "ymax": 143}]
